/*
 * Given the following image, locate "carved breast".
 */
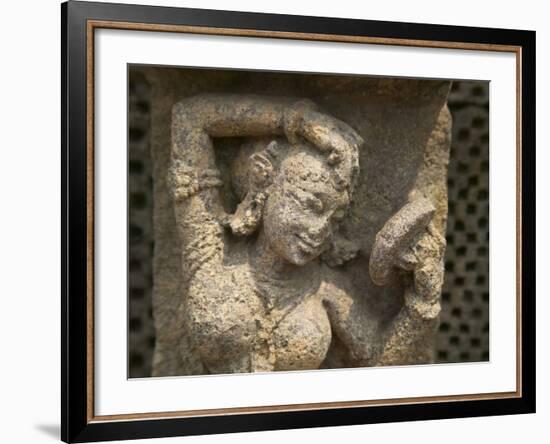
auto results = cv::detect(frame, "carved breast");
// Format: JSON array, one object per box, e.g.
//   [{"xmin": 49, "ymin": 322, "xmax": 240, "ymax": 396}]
[{"xmin": 272, "ymin": 296, "xmax": 332, "ymax": 371}]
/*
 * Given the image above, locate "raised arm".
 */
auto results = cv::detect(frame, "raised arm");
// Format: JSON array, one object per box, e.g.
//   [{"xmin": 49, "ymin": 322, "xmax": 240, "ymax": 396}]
[
  {"xmin": 169, "ymin": 94, "xmax": 362, "ymax": 278},
  {"xmin": 374, "ymin": 218, "xmax": 446, "ymax": 366},
  {"xmin": 169, "ymin": 94, "xmax": 296, "ymax": 277},
  {"xmin": 323, "ymin": 199, "xmax": 445, "ymax": 367}
]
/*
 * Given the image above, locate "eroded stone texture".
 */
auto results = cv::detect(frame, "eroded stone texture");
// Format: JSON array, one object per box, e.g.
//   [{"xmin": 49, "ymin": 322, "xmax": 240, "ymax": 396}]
[{"xmin": 143, "ymin": 68, "xmax": 451, "ymax": 376}]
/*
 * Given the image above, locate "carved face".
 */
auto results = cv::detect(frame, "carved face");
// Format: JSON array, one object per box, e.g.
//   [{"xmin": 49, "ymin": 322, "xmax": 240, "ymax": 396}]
[{"xmin": 263, "ymin": 151, "xmax": 350, "ymax": 266}]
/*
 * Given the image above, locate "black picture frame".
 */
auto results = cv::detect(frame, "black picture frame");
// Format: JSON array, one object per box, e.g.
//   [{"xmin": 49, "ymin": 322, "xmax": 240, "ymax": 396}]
[{"xmin": 61, "ymin": 1, "xmax": 536, "ymax": 442}]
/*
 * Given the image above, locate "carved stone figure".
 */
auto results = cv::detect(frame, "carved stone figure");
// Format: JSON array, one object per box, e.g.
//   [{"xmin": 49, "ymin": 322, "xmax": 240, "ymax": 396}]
[
  {"xmin": 159, "ymin": 93, "xmax": 446, "ymax": 374},
  {"xmin": 141, "ymin": 69, "xmax": 451, "ymax": 377}
]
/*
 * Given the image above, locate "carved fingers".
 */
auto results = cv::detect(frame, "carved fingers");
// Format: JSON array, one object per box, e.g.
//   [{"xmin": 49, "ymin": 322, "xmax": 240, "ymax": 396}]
[
  {"xmin": 413, "ymin": 222, "xmax": 446, "ymax": 302},
  {"xmin": 283, "ymin": 99, "xmax": 318, "ymax": 144},
  {"xmin": 284, "ymin": 101, "xmax": 363, "ymax": 157},
  {"xmin": 413, "ymin": 255, "xmax": 445, "ymax": 304},
  {"xmin": 369, "ymin": 198, "xmax": 436, "ymax": 287},
  {"xmin": 393, "ymin": 224, "xmax": 445, "ymax": 322},
  {"xmin": 369, "ymin": 197, "xmax": 446, "ymax": 315},
  {"xmin": 393, "ymin": 224, "xmax": 445, "ymax": 320}
]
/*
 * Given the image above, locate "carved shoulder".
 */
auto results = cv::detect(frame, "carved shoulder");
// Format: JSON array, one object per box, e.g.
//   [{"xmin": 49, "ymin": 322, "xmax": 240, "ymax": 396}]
[{"xmin": 319, "ymin": 266, "xmax": 381, "ymax": 366}]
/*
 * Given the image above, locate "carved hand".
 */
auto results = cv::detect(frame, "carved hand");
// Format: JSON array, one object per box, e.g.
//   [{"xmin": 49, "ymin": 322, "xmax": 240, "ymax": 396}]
[
  {"xmin": 400, "ymin": 223, "xmax": 446, "ymax": 303},
  {"xmin": 369, "ymin": 198, "xmax": 445, "ymax": 317},
  {"xmin": 283, "ymin": 100, "xmax": 363, "ymax": 157}
]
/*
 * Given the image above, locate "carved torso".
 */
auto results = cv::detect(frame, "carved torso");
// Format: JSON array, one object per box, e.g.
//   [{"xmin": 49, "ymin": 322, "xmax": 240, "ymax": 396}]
[{"xmin": 184, "ymin": 247, "xmax": 339, "ymax": 374}]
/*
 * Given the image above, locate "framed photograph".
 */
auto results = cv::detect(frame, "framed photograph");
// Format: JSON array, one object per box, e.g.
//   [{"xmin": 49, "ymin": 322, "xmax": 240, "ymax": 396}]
[{"xmin": 61, "ymin": 1, "xmax": 535, "ymax": 442}]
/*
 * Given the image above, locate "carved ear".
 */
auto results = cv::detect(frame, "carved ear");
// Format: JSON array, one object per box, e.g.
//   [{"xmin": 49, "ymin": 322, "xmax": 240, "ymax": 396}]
[
  {"xmin": 249, "ymin": 141, "xmax": 278, "ymax": 189},
  {"xmin": 249, "ymin": 152, "xmax": 274, "ymax": 189}
]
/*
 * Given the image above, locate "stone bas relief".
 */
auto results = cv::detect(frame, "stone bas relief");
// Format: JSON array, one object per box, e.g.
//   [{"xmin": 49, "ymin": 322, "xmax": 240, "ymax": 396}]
[
  {"xmin": 144, "ymin": 69, "xmax": 452, "ymax": 376},
  {"xmin": 167, "ymin": 95, "xmax": 445, "ymax": 374}
]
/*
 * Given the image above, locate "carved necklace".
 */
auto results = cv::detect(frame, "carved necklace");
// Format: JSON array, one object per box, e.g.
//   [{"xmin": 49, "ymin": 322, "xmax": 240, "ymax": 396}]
[{"xmin": 247, "ymin": 249, "xmax": 322, "ymax": 372}]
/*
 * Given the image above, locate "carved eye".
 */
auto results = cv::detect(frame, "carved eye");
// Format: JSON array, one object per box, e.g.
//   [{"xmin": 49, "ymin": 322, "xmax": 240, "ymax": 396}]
[
  {"xmin": 289, "ymin": 189, "xmax": 323, "ymax": 213},
  {"xmin": 308, "ymin": 195, "xmax": 324, "ymax": 212}
]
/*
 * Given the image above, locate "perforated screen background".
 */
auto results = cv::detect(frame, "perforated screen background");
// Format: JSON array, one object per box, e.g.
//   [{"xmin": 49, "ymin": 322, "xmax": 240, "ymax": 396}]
[{"xmin": 437, "ymin": 81, "xmax": 490, "ymax": 363}]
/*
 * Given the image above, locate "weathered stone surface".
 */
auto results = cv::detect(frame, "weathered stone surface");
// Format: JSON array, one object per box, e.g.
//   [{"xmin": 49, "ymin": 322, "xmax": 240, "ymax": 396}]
[{"xmin": 142, "ymin": 68, "xmax": 451, "ymax": 376}]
